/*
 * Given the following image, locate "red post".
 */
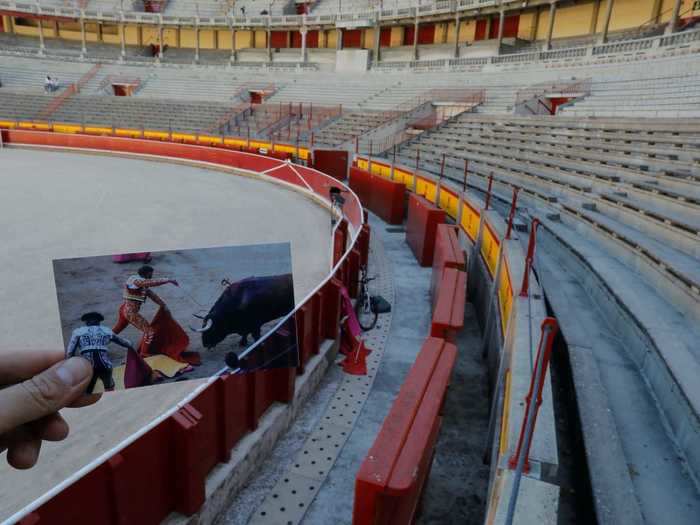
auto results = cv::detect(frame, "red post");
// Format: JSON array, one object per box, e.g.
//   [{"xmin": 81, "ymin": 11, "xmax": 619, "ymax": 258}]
[
  {"xmin": 519, "ymin": 218, "xmax": 540, "ymax": 297},
  {"xmin": 311, "ymin": 131, "xmax": 315, "ymax": 148},
  {"xmin": 484, "ymin": 174, "xmax": 494, "ymax": 210},
  {"xmin": 508, "ymin": 318, "xmax": 559, "ymax": 473},
  {"xmin": 505, "ymin": 187, "xmax": 520, "ymax": 240},
  {"xmin": 463, "ymin": 158, "xmax": 468, "ymax": 192}
]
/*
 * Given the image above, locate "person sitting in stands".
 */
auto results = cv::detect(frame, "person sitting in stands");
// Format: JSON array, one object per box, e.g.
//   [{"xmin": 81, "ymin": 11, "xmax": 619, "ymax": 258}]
[
  {"xmin": 240, "ymin": 6, "xmax": 245, "ymax": 15},
  {"xmin": 66, "ymin": 312, "xmax": 135, "ymax": 394},
  {"xmin": 44, "ymin": 75, "xmax": 53, "ymax": 93}
]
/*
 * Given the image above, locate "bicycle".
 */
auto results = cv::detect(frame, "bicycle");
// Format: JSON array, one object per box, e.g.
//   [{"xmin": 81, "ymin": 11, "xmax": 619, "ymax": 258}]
[{"xmin": 355, "ymin": 265, "xmax": 391, "ymax": 331}]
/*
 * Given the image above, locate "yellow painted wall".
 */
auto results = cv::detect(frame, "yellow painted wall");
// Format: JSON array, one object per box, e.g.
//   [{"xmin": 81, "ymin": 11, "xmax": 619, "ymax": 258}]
[
  {"xmin": 58, "ymin": 29, "xmax": 81, "ymax": 41},
  {"xmin": 180, "ymin": 28, "xmax": 196, "ymax": 47},
  {"xmin": 124, "ymin": 25, "xmax": 139, "ymax": 46},
  {"xmin": 200, "ymin": 29, "xmax": 215, "ymax": 49},
  {"xmin": 326, "ymin": 29, "xmax": 338, "ymax": 48},
  {"xmin": 254, "ymin": 30, "xmax": 266, "ymax": 48},
  {"xmin": 217, "ymin": 29, "xmax": 233, "ymax": 50},
  {"xmin": 608, "ymin": 0, "xmax": 654, "ymax": 31},
  {"xmin": 390, "ymin": 26, "xmax": 404, "ymax": 46},
  {"xmin": 237, "ymin": 30, "xmax": 253, "ymax": 49},
  {"xmin": 141, "ymin": 26, "xmax": 158, "ymax": 45},
  {"xmin": 554, "ymin": 3, "xmax": 597, "ymax": 38},
  {"xmin": 364, "ymin": 27, "xmax": 376, "ymax": 49},
  {"xmin": 459, "ymin": 19, "xmax": 476, "ymax": 42},
  {"xmin": 518, "ymin": 11, "xmax": 537, "ymax": 40}
]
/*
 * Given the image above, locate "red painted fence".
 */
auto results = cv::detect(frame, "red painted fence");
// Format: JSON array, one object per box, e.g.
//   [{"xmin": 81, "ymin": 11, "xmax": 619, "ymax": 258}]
[
  {"xmin": 349, "ymin": 167, "xmax": 406, "ymax": 225},
  {"xmin": 3, "ymin": 129, "xmax": 366, "ymax": 525},
  {"xmin": 353, "ymin": 337, "xmax": 457, "ymax": 525},
  {"xmin": 405, "ymin": 193, "xmax": 446, "ymax": 267}
]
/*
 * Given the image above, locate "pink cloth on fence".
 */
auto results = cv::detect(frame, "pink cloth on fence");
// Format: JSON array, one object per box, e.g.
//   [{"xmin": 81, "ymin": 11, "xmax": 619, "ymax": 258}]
[
  {"xmin": 124, "ymin": 347, "xmax": 154, "ymax": 389},
  {"xmin": 339, "ymin": 286, "xmax": 362, "ymax": 338},
  {"xmin": 111, "ymin": 252, "xmax": 152, "ymax": 263}
]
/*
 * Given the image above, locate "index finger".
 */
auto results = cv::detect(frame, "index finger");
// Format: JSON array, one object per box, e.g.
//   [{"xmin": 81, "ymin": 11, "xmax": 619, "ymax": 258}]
[{"xmin": 0, "ymin": 349, "xmax": 64, "ymax": 385}]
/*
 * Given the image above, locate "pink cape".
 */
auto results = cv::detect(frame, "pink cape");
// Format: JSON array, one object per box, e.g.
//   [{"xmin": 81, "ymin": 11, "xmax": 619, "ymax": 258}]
[
  {"xmin": 111, "ymin": 252, "xmax": 151, "ymax": 263},
  {"xmin": 141, "ymin": 308, "xmax": 194, "ymax": 363}
]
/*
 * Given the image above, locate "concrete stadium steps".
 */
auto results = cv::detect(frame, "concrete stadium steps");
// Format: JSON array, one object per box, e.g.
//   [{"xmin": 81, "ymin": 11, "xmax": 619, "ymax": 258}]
[
  {"xmin": 0, "ymin": 55, "xmax": 92, "ymax": 94},
  {"xmin": 389, "ymin": 115, "xmax": 700, "ymax": 319},
  {"xmin": 265, "ymin": 75, "xmax": 398, "ymax": 108},
  {"xmin": 535, "ymin": 218, "xmax": 700, "ymax": 525},
  {"xmin": 560, "ymin": 73, "xmax": 700, "ymax": 118},
  {"xmin": 0, "ymin": 92, "xmax": 53, "ymax": 120},
  {"xmin": 312, "ymin": 111, "xmax": 389, "ymax": 147},
  {"xmin": 45, "ymin": 95, "xmax": 235, "ymax": 132}
]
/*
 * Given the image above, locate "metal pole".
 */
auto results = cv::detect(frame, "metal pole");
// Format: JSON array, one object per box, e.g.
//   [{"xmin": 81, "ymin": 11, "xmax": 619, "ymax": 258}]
[
  {"xmin": 504, "ymin": 319, "xmax": 558, "ymax": 525},
  {"xmin": 519, "ymin": 218, "xmax": 540, "ymax": 297},
  {"xmin": 463, "ymin": 158, "xmax": 468, "ymax": 192},
  {"xmin": 484, "ymin": 174, "xmax": 494, "ymax": 210},
  {"xmin": 505, "ymin": 188, "xmax": 520, "ymax": 240},
  {"xmin": 439, "ymin": 153, "xmax": 445, "ymax": 181}
]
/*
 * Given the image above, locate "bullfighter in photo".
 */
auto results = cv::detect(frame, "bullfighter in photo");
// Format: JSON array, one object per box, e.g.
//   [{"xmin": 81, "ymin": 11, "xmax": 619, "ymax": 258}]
[
  {"xmin": 66, "ymin": 311, "xmax": 135, "ymax": 393},
  {"xmin": 112, "ymin": 265, "xmax": 179, "ymax": 355}
]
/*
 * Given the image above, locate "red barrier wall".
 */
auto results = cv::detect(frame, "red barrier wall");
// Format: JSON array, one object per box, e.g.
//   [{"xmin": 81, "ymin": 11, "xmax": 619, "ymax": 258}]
[
  {"xmin": 353, "ymin": 337, "xmax": 457, "ymax": 525},
  {"xmin": 430, "ymin": 224, "xmax": 467, "ymax": 303},
  {"xmin": 405, "ymin": 193, "xmax": 446, "ymax": 267},
  {"xmin": 430, "ymin": 268, "xmax": 466, "ymax": 344},
  {"xmin": 6, "ymin": 130, "xmax": 364, "ymax": 525},
  {"xmin": 313, "ymin": 149, "xmax": 349, "ymax": 181},
  {"xmin": 369, "ymin": 173, "xmax": 405, "ymax": 225},
  {"xmin": 349, "ymin": 167, "xmax": 405, "ymax": 225}
]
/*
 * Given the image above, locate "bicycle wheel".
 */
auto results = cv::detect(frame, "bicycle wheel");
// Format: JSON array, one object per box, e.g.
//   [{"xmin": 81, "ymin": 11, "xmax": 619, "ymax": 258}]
[{"xmin": 355, "ymin": 293, "xmax": 378, "ymax": 331}]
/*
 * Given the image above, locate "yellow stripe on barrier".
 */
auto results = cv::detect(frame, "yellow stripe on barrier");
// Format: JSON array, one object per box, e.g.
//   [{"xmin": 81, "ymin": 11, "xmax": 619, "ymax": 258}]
[
  {"xmin": 113, "ymin": 128, "xmax": 142, "ymax": 138},
  {"xmin": 0, "ymin": 121, "xmax": 17, "ymax": 129},
  {"xmin": 357, "ymin": 158, "xmax": 369, "ymax": 171},
  {"xmin": 18, "ymin": 122, "xmax": 51, "ymax": 131},
  {"xmin": 84, "ymin": 126, "xmax": 113, "ymax": 135},
  {"xmin": 170, "ymin": 132, "xmax": 195, "ymax": 141},
  {"xmin": 224, "ymin": 137, "xmax": 247, "ymax": 147},
  {"xmin": 498, "ymin": 263, "xmax": 514, "ymax": 336},
  {"xmin": 480, "ymin": 222, "xmax": 500, "ymax": 277},
  {"xmin": 52, "ymin": 124, "xmax": 81, "ymax": 134},
  {"xmin": 461, "ymin": 202, "xmax": 480, "ymax": 241},
  {"xmin": 197, "ymin": 135, "xmax": 223, "ymax": 145},
  {"xmin": 499, "ymin": 369, "xmax": 511, "ymax": 456},
  {"xmin": 439, "ymin": 189, "xmax": 459, "ymax": 219}
]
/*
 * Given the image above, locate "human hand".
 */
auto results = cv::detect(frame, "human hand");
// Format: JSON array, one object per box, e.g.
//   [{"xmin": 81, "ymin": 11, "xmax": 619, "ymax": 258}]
[{"xmin": 0, "ymin": 351, "xmax": 101, "ymax": 469}]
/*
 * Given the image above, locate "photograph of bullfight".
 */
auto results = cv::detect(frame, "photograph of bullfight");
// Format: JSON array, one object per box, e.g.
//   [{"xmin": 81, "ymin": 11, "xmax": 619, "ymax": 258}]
[{"xmin": 53, "ymin": 243, "xmax": 298, "ymax": 393}]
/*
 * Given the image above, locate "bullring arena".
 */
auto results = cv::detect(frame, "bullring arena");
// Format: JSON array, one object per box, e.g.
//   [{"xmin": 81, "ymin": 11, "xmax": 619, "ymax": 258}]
[{"xmin": 0, "ymin": 1, "xmax": 699, "ymax": 524}]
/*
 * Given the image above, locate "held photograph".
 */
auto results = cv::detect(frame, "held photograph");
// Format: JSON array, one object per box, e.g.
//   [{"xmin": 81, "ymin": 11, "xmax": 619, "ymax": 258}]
[{"xmin": 52, "ymin": 243, "xmax": 298, "ymax": 393}]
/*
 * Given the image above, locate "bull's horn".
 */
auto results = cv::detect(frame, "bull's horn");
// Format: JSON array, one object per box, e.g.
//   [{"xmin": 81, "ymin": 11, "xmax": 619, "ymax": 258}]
[
  {"xmin": 193, "ymin": 313, "xmax": 206, "ymax": 320},
  {"xmin": 191, "ymin": 319, "xmax": 213, "ymax": 332}
]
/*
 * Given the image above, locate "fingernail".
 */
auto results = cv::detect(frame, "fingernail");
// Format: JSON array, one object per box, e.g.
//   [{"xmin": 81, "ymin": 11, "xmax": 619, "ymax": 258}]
[{"xmin": 55, "ymin": 357, "xmax": 90, "ymax": 387}]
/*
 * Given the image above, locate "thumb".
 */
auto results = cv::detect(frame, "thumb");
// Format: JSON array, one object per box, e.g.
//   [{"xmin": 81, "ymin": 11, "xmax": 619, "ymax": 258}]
[{"xmin": 0, "ymin": 357, "xmax": 93, "ymax": 435}]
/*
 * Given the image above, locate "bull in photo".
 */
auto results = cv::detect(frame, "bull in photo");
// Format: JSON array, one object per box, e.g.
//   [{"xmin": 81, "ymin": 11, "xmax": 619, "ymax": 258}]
[{"xmin": 192, "ymin": 273, "xmax": 295, "ymax": 349}]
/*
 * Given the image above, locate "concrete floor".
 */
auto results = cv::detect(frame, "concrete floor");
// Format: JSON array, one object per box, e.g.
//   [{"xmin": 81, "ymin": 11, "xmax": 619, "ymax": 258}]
[
  {"xmin": 224, "ymin": 213, "xmax": 488, "ymax": 524},
  {"xmin": 0, "ymin": 148, "xmax": 331, "ymax": 522}
]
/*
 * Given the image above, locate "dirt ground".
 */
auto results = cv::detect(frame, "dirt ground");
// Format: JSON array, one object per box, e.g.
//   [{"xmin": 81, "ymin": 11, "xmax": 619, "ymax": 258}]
[
  {"xmin": 53, "ymin": 244, "xmax": 295, "ymax": 385},
  {"xmin": 418, "ymin": 303, "xmax": 490, "ymax": 525}
]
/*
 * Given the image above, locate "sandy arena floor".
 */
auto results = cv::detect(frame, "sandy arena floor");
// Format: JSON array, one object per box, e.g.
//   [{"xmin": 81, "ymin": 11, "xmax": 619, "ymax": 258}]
[{"xmin": 0, "ymin": 147, "xmax": 331, "ymax": 522}]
